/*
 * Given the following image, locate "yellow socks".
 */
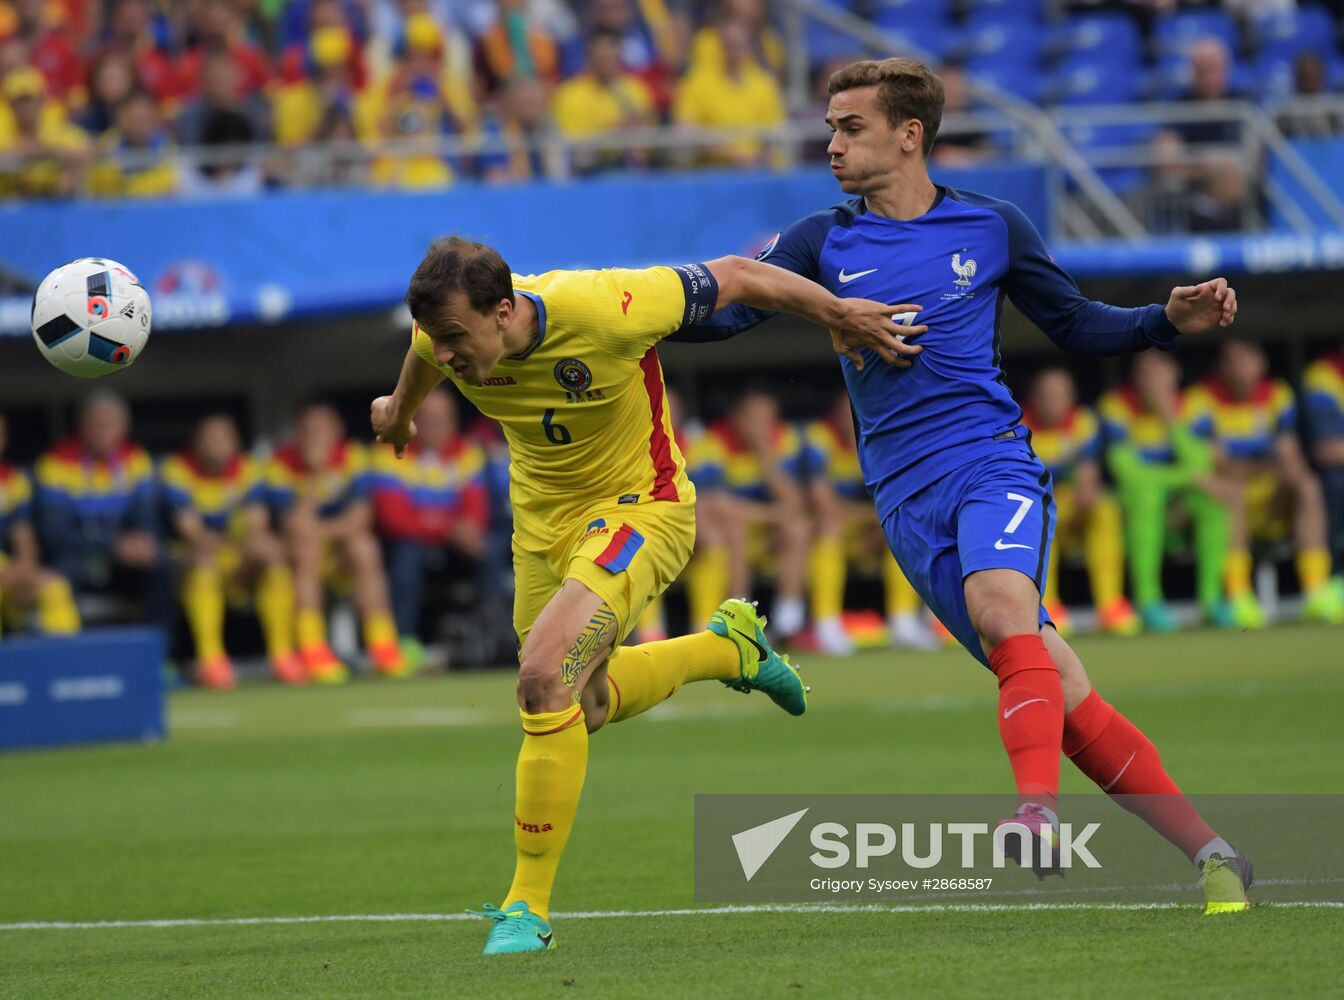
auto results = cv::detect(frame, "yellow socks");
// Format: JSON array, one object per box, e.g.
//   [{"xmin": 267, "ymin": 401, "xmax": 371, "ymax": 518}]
[
  {"xmin": 297, "ymin": 607, "xmax": 327, "ymax": 650},
  {"xmin": 884, "ymin": 555, "xmax": 920, "ymax": 618},
  {"xmin": 255, "ymin": 565, "xmax": 296, "ymax": 660},
  {"xmin": 37, "ymin": 576, "xmax": 80, "ymax": 634},
  {"xmin": 686, "ymin": 545, "xmax": 730, "ymax": 627},
  {"xmin": 1225, "ymin": 550, "xmax": 1253, "ymax": 599},
  {"xmin": 1297, "ymin": 547, "xmax": 1331, "ymax": 594},
  {"xmin": 183, "ymin": 568, "xmax": 225, "ymax": 661},
  {"xmin": 503, "ymin": 705, "xmax": 589, "ymax": 921},
  {"xmin": 362, "ymin": 610, "xmax": 398, "ymax": 650},
  {"xmin": 604, "ymin": 632, "xmax": 740, "ymax": 725},
  {"xmin": 1085, "ymin": 497, "xmax": 1126, "ymax": 609},
  {"xmin": 809, "ymin": 537, "xmax": 846, "ymax": 622}
]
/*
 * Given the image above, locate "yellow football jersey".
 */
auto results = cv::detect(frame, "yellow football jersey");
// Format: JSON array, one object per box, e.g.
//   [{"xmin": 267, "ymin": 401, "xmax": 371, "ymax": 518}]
[{"xmin": 412, "ymin": 264, "xmax": 712, "ymax": 543}]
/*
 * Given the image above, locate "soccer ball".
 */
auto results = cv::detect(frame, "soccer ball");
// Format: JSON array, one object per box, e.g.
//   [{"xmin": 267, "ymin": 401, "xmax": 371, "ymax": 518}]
[{"xmin": 30, "ymin": 258, "xmax": 152, "ymax": 378}]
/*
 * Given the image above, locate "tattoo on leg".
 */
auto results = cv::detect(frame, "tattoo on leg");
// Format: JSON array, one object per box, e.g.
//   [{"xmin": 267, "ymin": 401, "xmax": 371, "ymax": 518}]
[{"xmin": 562, "ymin": 605, "xmax": 618, "ymax": 687}]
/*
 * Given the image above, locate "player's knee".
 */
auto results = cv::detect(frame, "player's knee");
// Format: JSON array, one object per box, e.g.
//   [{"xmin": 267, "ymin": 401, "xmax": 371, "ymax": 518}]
[
  {"xmin": 516, "ymin": 656, "xmax": 569, "ymax": 713},
  {"xmin": 782, "ymin": 513, "xmax": 812, "ymax": 549},
  {"xmin": 970, "ymin": 600, "xmax": 1039, "ymax": 650},
  {"xmin": 1294, "ymin": 471, "xmax": 1324, "ymax": 510}
]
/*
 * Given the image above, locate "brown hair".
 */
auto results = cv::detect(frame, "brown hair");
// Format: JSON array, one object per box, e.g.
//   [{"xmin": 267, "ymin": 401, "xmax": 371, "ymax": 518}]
[
  {"xmin": 405, "ymin": 236, "xmax": 514, "ymax": 333},
  {"xmin": 827, "ymin": 58, "xmax": 945, "ymax": 157}
]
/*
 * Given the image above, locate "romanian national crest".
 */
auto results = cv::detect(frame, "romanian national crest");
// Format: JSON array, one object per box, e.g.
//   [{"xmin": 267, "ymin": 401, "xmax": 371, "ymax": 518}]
[{"xmin": 554, "ymin": 358, "xmax": 593, "ymax": 393}]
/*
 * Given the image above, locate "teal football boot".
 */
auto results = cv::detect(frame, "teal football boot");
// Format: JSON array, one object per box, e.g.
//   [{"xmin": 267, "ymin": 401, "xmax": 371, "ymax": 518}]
[
  {"xmin": 470, "ymin": 901, "xmax": 554, "ymax": 955},
  {"xmin": 707, "ymin": 598, "xmax": 808, "ymax": 716}
]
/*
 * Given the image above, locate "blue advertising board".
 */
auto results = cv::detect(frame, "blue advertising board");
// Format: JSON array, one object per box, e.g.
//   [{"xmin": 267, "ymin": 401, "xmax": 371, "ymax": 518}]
[{"xmin": 0, "ymin": 629, "xmax": 166, "ymax": 751}]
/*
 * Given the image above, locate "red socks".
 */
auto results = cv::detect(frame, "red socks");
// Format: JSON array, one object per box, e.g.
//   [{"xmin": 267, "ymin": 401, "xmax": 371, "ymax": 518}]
[
  {"xmin": 989, "ymin": 635, "xmax": 1064, "ymax": 814},
  {"xmin": 1063, "ymin": 690, "xmax": 1215, "ymax": 861}
]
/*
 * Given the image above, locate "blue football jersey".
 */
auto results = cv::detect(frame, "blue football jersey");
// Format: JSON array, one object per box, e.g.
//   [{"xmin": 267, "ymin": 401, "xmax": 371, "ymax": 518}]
[{"xmin": 673, "ymin": 188, "xmax": 1181, "ymax": 519}]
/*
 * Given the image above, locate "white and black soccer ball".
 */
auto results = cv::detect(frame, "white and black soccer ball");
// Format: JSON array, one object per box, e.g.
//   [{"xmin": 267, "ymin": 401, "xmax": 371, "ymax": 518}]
[{"xmin": 31, "ymin": 258, "xmax": 152, "ymax": 378}]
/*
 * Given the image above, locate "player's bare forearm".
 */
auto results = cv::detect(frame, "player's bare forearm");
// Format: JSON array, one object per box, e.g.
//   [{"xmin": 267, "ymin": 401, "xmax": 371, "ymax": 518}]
[
  {"xmin": 1313, "ymin": 438, "xmax": 1344, "ymax": 465},
  {"xmin": 390, "ymin": 346, "xmax": 444, "ymax": 423},
  {"xmin": 707, "ymin": 255, "xmax": 847, "ymax": 327},
  {"xmin": 704, "ymin": 255, "xmax": 925, "ymax": 370},
  {"xmin": 9, "ymin": 521, "xmax": 41, "ymax": 569},
  {"xmin": 173, "ymin": 509, "xmax": 211, "ymax": 548},
  {"xmin": 373, "ymin": 347, "xmax": 444, "ymax": 456}
]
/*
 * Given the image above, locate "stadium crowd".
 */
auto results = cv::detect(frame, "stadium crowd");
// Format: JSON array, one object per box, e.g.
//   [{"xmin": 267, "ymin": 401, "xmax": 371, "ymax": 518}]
[
  {"xmin": 2, "ymin": 334, "xmax": 1342, "ymax": 687},
  {"xmin": 1, "ymin": 0, "xmax": 1344, "ymax": 206}
]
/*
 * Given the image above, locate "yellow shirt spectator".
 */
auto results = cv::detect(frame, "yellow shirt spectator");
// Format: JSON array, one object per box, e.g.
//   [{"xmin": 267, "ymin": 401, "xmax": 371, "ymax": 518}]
[
  {"xmin": 552, "ymin": 72, "xmax": 653, "ymax": 139},
  {"xmin": 0, "ymin": 68, "xmax": 90, "ymax": 198},
  {"xmin": 85, "ymin": 92, "xmax": 176, "ymax": 198},
  {"xmin": 551, "ymin": 30, "xmax": 655, "ymax": 173},
  {"xmin": 673, "ymin": 59, "xmax": 785, "ymax": 167}
]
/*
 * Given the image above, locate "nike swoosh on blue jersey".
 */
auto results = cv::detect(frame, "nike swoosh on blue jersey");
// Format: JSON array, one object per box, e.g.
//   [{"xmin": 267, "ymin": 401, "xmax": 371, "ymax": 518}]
[
  {"xmin": 838, "ymin": 267, "xmax": 878, "ymax": 283},
  {"xmin": 994, "ymin": 539, "xmax": 1033, "ymax": 551}
]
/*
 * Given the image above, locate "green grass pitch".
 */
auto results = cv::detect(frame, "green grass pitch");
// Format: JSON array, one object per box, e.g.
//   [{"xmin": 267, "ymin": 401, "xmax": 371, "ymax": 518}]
[{"xmin": 2, "ymin": 625, "xmax": 1341, "ymax": 998}]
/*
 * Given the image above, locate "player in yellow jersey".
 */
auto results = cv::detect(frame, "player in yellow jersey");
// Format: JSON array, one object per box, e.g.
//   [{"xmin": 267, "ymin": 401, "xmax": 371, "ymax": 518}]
[
  {"xmin": 803, "ymin": 389, "xmax": 938, "ymax": 653},
  {"xmin": 161, "ymin": 415, "xmax": 301, "ymax": 690},
  {"xmin": 370, "ymin": 236, "xmax": 921, "ymax": 955},
  {"xmin": 1022, "ymin": 369, "xmax": 1139, "ymax": 637}
]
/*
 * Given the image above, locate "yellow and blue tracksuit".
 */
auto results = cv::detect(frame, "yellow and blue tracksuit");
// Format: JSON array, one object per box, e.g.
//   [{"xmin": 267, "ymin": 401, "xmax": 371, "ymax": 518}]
[
  {"xmin": 684, "ymin": 420, "xmax": 808, "ymax": 625},
  {"xmin": 160, "ymin": 451, "xmax": 294, "ymax": 665},
  {"xmin": 1183, "ymin": 375, "xmax": 1331, "ymax": 600},
  {"xmin": 34, "ymin": 438, "xmax": 169, "ymax": 626},
  {"xmin": 800, "ymin": 417, "xmax": 923, "ymax": 626},
  {"xmin": 1022, "ymin": 405, "xmax": 1128, "ymax": 617}
]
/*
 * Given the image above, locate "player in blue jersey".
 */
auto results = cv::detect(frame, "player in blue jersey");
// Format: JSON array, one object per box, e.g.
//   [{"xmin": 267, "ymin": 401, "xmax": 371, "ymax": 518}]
[{"xmin": 673, "ymin": 58, "xmax": 1251, "ymax": 913}]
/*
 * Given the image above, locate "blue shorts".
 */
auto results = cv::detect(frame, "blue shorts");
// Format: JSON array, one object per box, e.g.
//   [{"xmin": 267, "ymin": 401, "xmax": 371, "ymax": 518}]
[{"xmin": 881, "ymin": 449, "xmax": 1056, "ymax": 668}]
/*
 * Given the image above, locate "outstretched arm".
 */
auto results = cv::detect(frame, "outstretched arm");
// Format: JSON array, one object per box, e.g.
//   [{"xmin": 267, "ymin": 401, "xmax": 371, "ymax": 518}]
[
  {"xmin": 670, "ymin": 207, "xmax": 836, "ymax": 344},
  {"xmin": 997, "ymin": 200, "xmax": 1236, "ymax": 354},
  {"xmin": 704, "ymin": 255, "xmax": 926, "ymax": 370},
  {"xmin": 370, "ymin": 344, "xmax": 446, "ymax": 458}
]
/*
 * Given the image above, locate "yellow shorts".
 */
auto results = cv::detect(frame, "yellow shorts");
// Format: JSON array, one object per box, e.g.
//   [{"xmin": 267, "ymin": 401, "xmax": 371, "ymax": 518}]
[
  {"xmin": 1244, "ymin": 471, "xmax": 1289, "ymax": 540},
  {"xmin": 512, "ymin": 499, "xmax": 696, "ymax": 650}
]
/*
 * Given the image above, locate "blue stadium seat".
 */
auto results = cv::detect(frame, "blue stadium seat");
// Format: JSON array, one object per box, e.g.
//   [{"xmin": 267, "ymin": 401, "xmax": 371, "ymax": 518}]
[
  {"xmin": 1053, "ymin": 55, "xmax": 1143, "ymax": 106},
  {"xmin": 1153, "ymin": 10, "xmax": 1241, "ymax": 59},
  {"xmin": 1058, "ymin": 13, "xmax": 1144, "ymax": 67},
  {"xmin": 871, "ymin": 0, "xmax": 953, "ymax": 21},
  {"xmin": 964, "ymin": 0, "xmax": 1046, "ymax": 23},
  {"xmin": 966, "ymin": 58, "xmax": 1047, "ymax": 104},
  {"xmin": 806, "ymin": 0, "xmax": 865, "ymax": 64},
  {"xmin": 873, "ymin": 10, "xmax": 958, "ymax": 60},
  {"xmin": 962, "ymin": 20, "xmax": 1044, "ymax": 68},
  {"xmin": 1252, "ymin": 6, "xmax": 1340, "ymax": 62}
]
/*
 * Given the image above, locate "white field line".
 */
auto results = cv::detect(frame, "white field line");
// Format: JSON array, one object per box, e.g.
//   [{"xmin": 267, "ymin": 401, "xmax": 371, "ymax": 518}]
[{"xmin": 3, "ymin": 899, "xmax": 1341, "ymax": 932}]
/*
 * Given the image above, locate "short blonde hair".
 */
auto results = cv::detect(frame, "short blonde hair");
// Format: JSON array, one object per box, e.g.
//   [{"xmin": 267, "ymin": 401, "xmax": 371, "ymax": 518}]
[{"xmin": 827, "ymin": 58, "xmax": 945, "ymax": 157}]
